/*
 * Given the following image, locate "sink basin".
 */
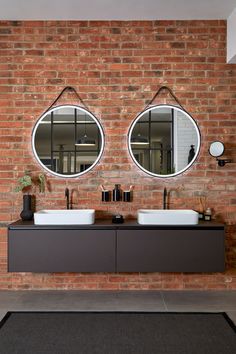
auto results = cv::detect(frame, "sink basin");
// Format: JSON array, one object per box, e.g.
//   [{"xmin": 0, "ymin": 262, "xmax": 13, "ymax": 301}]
[
  {"xmin": 34, "ymin": 209, "xmax": 95, "ymax": 225},
  {"xmin": 137, "ymin": 209, "xmax": 199, "ymax": 225}
]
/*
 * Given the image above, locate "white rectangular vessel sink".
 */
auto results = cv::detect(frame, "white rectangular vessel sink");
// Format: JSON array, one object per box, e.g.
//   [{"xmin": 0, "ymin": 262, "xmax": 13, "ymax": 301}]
[
  {"xmin": 138, "ymin": 209, "xmax": 199, "ymax": 225},
  {"xmin": 34, "ymin": 209, "xmax": 95, "ymax": 225}
]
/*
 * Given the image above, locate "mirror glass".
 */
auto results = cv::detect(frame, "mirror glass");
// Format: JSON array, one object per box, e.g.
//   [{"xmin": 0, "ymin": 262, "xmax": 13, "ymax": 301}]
[
  {"xmin": 32, "ymin": 105, "xmax": 104, "ymax": 178},
  {"xmin": 128, "ymin": 104, "xmax": 201, "ymax": 178},
  {"xmin": 209, "ymin": 141, "xmax": 224, "ymax": 158}
]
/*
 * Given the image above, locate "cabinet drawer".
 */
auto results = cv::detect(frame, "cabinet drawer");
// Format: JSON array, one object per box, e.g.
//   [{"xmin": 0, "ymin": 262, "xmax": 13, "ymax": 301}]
[
  {"xmin": 8, "ymin": 230, "xmax": 116, "ymax": 273},
  {"xmin": 117, "ymin": 229, "xmax": 225, "ymax": 273}
]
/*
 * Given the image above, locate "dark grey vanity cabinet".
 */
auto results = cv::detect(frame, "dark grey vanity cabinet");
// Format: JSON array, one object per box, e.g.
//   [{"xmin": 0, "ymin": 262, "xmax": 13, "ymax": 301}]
[
  {"xmin": 8, "ymin": 229, "xmax": 116, "ymax": 273},
  {"xmin": 116, "ymin": 229, "xmax": 225, "ymax": 272},
  {"xmin": 8, "ymin": 221, "xmax": 225, "ymax": 273}
]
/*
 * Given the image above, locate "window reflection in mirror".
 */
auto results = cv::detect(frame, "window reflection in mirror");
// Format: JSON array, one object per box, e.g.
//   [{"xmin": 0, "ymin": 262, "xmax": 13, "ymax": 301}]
[
  {"xmin": 128, "ymin": 105, "xmax": 200, "ymax": 178},
  {"xmin": 32, "ymin": 105, "xmax": 104, "ymax": 178}
]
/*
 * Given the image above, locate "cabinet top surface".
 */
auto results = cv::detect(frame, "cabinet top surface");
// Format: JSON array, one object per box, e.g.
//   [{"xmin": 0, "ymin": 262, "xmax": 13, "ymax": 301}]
[{"xmin": 8, "ymin": 219, "xmax": 224, "ymax": 230}]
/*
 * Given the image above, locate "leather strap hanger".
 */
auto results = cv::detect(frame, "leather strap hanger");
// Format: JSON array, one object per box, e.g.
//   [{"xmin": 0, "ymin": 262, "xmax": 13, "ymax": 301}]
[
  {"xmin": 46, "ymin": 86, "xmax": 89, "ymax": 112},
  {"xmin": 145, "ymin": 86, "xmax": 184, "ymax": 110}
]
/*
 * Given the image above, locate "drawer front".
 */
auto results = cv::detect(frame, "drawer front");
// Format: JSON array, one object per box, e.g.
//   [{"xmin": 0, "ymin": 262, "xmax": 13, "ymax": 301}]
[
  {"xmin": 8, "ymin": 229, "xmax": 116, "ymax": 272},
  {"xmin": 117, "ymin": 229, "xmax": 225, "ymax": 273}
]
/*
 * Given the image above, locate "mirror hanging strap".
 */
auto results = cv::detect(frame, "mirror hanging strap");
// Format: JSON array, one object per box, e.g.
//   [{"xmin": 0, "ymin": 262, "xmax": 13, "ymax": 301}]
[
  {"xmin": 46, "ymin": 86, "xmax": 89, "ymax": 113},
  {"xmin": 145, "ymin": 86, "xmax": 185, "ymax": 110}
]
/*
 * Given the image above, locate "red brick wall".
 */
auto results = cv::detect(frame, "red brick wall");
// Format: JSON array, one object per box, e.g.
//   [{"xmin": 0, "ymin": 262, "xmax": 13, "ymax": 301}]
[{"xmin": 1, "ymin": 20, "xmax": 236, "ymax": 289}]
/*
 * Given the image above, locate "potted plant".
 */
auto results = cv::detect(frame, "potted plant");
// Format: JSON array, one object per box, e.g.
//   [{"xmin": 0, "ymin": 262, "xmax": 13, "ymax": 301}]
[{"xmin": 15, "ymin": 170, "xmax": 46, "ymax": 221}]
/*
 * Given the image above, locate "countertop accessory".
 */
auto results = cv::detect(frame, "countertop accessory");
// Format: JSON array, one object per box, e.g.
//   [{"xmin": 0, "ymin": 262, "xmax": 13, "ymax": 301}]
[
  {"xmin": 112, "ymin": 214, "xmax": 124, "ymax": 224},
  {"xmin": 20, "ymin": 195, "xmax": 33, "ymax": 221},
  {"xmin": 204, "ymin": 208, "xmax": 212, "ymax": 221}
]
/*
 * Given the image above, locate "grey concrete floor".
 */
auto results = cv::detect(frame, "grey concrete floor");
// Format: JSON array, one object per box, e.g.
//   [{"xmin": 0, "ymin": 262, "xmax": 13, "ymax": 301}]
[{"xmin": 0, "ymin": 290, "xmax": 236, "ymax": 324}]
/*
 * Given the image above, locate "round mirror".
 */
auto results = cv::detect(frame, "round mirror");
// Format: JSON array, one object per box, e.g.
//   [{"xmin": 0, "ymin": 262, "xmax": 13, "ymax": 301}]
[
  {"xmin": 32, "ymin": 105, "xmax": 104, "ymax": 178},
  {"xmin": 209, "ymin": 141, "xmax": 224, "ymax": 158},
  {"xmin": 128, "ymin": 104, "xmax": 201, "ymax": 178}
]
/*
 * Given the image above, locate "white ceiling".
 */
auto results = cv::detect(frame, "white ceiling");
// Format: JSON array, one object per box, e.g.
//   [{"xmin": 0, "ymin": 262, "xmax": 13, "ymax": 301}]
[{"xmin": 0, "ymin": 0, "xmax": 235, "ymax": 20}]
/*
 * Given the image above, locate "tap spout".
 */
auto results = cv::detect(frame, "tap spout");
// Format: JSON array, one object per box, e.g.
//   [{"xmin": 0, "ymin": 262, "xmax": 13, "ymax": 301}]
[
  {"xmin": 70, "ymin": 188, "xmax": 79, "ymax": 210},
  {"xmin": 163, "ymin": 187, "xmax": 168, "ymax": 209},
  {"xmin": 65, "ymin": 188, "xmax": 70, "ymax": 210}
]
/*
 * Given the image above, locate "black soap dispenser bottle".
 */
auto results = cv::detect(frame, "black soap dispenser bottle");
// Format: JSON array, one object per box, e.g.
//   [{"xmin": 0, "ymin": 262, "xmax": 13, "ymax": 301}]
[{"xmin": 113, "ymin": 184, "xmax": 122, "ymax": 202}]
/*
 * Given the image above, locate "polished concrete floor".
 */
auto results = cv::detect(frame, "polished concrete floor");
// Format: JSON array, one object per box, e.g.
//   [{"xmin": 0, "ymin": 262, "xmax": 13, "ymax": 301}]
[{"xmin": 0, "ymin": 290, "xmax": 236, "ymax": 325}]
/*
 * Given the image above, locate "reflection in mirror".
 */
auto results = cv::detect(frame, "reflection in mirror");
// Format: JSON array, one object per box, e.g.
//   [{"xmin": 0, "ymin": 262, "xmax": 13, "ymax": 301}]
[
  {"xmin": 209, "ymin": 141, "xmax": 224, "ymax": 158},
  {"xmin": 128, "ymin": 105, "xmax": 201, "ymax": 178},
  {"xmin": 32, "ymin": 105, "xmax": 104, "ymax": 178}
]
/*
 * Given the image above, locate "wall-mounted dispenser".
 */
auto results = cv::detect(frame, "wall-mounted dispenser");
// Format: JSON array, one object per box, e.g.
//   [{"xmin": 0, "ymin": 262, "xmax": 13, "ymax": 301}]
[
  {"xmin": 113, "ymin": 184, "xmax": 122, "ymax": 202},
  {"xmin": 100, "ymin": 185, "xmax": 133, "ymax": 202},
  {"xmin": 209, "ymin": 141, "xmax": 232, "ymax": 167},
  {"xmin": 100, "ymin": 185, "xmax": 111, "ymax": 202}
]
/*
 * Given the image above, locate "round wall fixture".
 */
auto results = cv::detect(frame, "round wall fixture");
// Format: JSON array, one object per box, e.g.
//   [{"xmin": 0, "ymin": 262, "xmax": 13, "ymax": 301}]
[
  {"xmin": 32, "ymin": 105, "xmax": 104, "ymax": 178},
  {"xmin": 128, "ymin": 104, "xmax": 201, "ymax": 178},
  {"xmin": 209, "ymin": 141, "xmax": 224, "ymax": 158},
  {"xmin": 209, "ymin": 141, "xmax": 232, "ymax": 167}
]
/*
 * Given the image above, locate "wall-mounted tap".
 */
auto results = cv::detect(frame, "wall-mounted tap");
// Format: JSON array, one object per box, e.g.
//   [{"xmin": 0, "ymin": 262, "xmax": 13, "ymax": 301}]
[
  {"xmin": 163, "ymin": 187, "xmax": 168, "ymax": 209},
  {"xmin": 65, "ymin": 188, "xmax": 70, "ymax": 210}
]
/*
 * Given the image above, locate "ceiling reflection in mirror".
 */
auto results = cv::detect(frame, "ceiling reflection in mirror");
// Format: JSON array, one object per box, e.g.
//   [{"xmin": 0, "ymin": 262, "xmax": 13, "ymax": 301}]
[
  {"xmin": 32, "ymin": 105, "xmax": 104, "ymax": 178},
  {"xmin": 128, "ymin": 105, "xmax": 200, "ymax": 178}
]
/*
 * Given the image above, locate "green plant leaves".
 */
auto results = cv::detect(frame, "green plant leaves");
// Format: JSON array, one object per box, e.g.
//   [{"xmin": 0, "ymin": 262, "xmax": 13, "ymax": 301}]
[
  {"xmin": 15, "ymin": 172, "xmax": 47, "ymax": 193},
  {"xmin": 14, "ymin": 175, "xmax": 32, "ymax": 192}
]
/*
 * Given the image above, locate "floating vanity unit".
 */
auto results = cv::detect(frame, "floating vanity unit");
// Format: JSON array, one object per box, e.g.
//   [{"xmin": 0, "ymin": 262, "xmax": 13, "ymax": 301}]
[{"xmin": 8, "ymin": 220, "xmax": 225, "ymax": 273}]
